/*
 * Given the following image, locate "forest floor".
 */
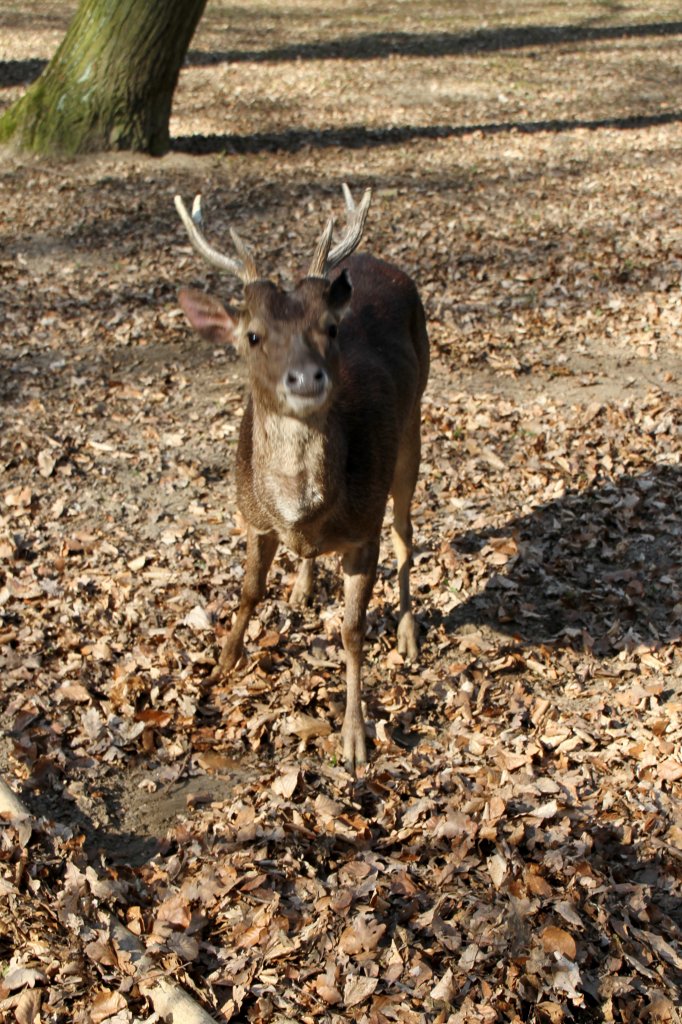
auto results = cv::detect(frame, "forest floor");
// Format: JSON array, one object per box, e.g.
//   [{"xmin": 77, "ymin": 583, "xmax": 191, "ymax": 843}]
[{"xmin": 0, "ymin": 2, "xmax": 681, "ymax": 1022}]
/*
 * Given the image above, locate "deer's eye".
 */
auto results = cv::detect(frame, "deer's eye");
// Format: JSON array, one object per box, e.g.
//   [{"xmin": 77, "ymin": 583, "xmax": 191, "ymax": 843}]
[
  {"xmin": 247, "ymin": 331, "xmax": 260, "ymax": 347},
  {"xmin": 327, "ymin": 323, "xmax": 338, "ymax": 340}
]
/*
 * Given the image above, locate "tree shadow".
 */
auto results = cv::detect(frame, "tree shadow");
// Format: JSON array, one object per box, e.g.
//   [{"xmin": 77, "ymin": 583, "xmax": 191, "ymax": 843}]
[
  {"xmin": 4, "ymin": 20, "xmax": 680, "ymax": 88},
  {"xmin": 0, "ymin": 58, "xmax": 45, "ymax": 88},
  {"xmin": 2, "ymin": 767, "xmax": 161, "ymax": 867},
  {"xmin": 185, "ymin": 21, "xmax": 682, "ymax": 66},
  {"xmin": 438, "ymin": 463, "xmax": 682, "ymax": 658},
  {"xmin": 172, "ymin": 110, "xmax": 682, "ymax": 156}
]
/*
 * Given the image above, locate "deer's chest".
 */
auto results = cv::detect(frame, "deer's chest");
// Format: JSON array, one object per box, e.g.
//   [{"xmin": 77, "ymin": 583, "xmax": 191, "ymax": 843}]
[
  {"xmin": 263, "ymin": 468, "xmax": 324, "ymax": 527},
  {"xmin": 249, "ymin": 416, "xmax": 332, "ymax": 544}
]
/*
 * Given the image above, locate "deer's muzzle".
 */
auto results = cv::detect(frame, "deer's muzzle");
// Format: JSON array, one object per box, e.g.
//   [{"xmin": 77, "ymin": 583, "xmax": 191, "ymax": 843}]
[{"xmin": 282, "ymin": 365, "xmax": 330, "ymax": 415}]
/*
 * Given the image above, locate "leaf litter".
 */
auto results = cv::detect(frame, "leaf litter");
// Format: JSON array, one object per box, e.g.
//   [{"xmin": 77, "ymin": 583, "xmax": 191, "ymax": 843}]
[{"xmin": 1, "ymin": 1, "xmax": 682, "ymax": 1021}]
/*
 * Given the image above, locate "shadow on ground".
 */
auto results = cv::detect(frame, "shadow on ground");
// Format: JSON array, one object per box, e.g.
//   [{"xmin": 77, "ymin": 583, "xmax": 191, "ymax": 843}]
[
  {"xmin": 172, "ymin": 110, "xmax": 682, "ymax": 156},
  {"xmin": 185, "ymin": 21, "xmax": 682, "ymax": 65},
  {"xmin": 439, "ymin": 463, "xmax": 682, "ymax": 658},
  {"xmin": 0, "ymin": 57, "xmax": 45, "ymax": 87},
  {"xmin": 2, "ymin": 20, "xmax": 680, "ymax": 88}
]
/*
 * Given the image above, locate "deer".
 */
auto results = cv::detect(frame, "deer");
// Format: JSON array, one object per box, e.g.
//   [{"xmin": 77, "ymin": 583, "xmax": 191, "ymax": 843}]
[{"xmin": 174, "ymin": 185, "xmax": 429, "ymax": 772}]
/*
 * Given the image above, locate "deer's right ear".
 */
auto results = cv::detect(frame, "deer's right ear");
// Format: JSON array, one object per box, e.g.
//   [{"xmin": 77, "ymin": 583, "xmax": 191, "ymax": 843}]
[
  {"xmin": 328, "ymin": 269, "xmax": 353, "ymax": 319},
  {"xmin": 178, "ymin": 287, "xmax": 237, "ymax": 346}
]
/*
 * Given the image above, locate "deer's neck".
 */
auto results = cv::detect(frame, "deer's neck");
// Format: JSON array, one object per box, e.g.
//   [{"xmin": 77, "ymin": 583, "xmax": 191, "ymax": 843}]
[{"xmin": 253, "ymin": 411, "xmax": 340, "ymax": 527}]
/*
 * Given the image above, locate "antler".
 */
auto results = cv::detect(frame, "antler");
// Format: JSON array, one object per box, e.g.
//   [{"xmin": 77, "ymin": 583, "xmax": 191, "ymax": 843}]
[
  {"xmin": 174, "ymin": 194, "xmax": 258, "ymax": 285},
  {"xmin": 307, "ymin": 184, "xmax": 372, "ymax": 278}
]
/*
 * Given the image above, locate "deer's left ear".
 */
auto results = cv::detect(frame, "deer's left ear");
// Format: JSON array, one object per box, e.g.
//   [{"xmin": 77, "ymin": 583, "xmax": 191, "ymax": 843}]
[{"xmin": 328, "ymin": 269, "xmax": 353, "ymax": 319}]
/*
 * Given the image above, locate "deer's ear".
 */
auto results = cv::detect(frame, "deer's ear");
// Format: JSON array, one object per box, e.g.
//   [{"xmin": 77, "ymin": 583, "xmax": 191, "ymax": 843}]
[
  {"xmin": 328, "ymin": 269, "xmax": 353, "ymax": 319},
  {"xmin": 178, "ymin": 287, "xmax": 237, "ymax": 346}
]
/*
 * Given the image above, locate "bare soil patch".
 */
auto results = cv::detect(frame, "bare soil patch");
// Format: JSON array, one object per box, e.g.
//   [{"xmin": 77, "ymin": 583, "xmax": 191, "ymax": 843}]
[{"xmin": 1, "ymin": 2, "xmax": 681, "ymax": 1021}]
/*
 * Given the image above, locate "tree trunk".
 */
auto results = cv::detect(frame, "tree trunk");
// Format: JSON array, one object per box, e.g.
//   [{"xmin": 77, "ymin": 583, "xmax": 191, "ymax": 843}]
[{"xmin": 0, "ymin": 0, "xmax": 208, "ymax": 156}]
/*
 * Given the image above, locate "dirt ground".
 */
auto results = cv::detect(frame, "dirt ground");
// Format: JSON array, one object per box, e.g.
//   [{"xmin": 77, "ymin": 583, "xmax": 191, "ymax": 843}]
[{"xmin": 0, "ymin": 2, "xmax": 681, "ymax": 1022}]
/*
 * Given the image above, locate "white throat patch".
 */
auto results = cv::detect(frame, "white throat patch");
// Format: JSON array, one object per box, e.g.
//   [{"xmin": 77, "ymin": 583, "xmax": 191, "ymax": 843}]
[{"xmin": 257, "ymin": 414, "xmax": 326, "ymax": 525}]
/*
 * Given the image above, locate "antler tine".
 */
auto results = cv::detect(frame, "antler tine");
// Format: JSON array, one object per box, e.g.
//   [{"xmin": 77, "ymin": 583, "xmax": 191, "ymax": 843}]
[
  {"xmin": 341, "ymin": 182, "xmax": 355, "ymax": 212},
  {"xmin": 228, "ymin": 227, "xmax": 258, "ymax": 283},
  {"xmin": 174, "ymin": 194, "xmax": 258, "ymax": 284},
  {"xmin": 307, "ymin": 216, "xmax": 335, "ymax": 279},
  {"xmin": 325, "ymin": 185, "xmax": 372, "ymax": 272},
  {"xmin": 306, "ymin": 185, "xmax": 373, "ymax": 279}
]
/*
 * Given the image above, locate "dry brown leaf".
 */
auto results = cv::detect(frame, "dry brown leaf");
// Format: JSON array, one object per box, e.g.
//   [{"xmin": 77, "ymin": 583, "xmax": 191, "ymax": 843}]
[
  {"xmin": 487, "ymin": 852, "xmax": 508, "ymax": 889},
  {"xmin": 339, "ymin": 914, "xmax": 386, "ymax": 955},
  {"xmin": 272, "ymin": 767, "xmax": 300, "ymax": 798},
  {"xmin": 525, "ymin": 868, "xmax": 553, "ymax": 897},
  {"xmin": 15, "ymin": 989, "xmax": 42, "ymax": 1024},
  {"xmin": 314, "ymin": 793, "xmax": 343, "ymax": 822},
  {"xmin": 553, "ymin": 901, "xmax": 584, "ymax": 929},
  {"xmin": 529, "ymin": 798, "xmax": 559, "ymax": 821},
  {"xmin": 282, "ymin": 713, "xmax": 332, "ymax": 741},
  {"xmin": 183, "ymin": 605, "xmax": 213, "ymax": 631},
  {"xmin": 430, "ymin": 966, "xmax": 457, "ymax": 1003},
  {"xmin": 90, "ymin": 989, "xmax": 127, "ymax": 1024},
  {"xmin": 2, "ymin": 968, "xmax": 47, "ymax": 991},
  {"xmin": 549, "ymin": 956, "xmax": 582, "ymax": 999},
  {"xmin": 536, "ymin": 1002, "xmax": 565, "ymax": 1024},
  {"xmin": 313, "ymin": 973, "xmax": 342, "ymax": 1005},
  {"xmin": 195, "ymin": 751, "xmax": 240, "ymax": 771},
  {"xmin": 343, "ymin": 974, "xmax": 378, "ymax": 1008},
  {"xmin": 236, "ymin": 924, "xmax": 267, "ymax": 949},
  {"xmin": 4, "ymin": 486, "xmax": 32, "ymax": 508},
  {"xmin": 155, "ymin": 894, "xmax": 192, "ymax": 929},
  {"xmin": 643, "ymin": 991, "xmax": 676, "ymax": 1023},
  {"xmin": 657, "ymin": 759, "xmax": 682, "ymax": 783},
  {"xmin": 541, "ymin": 925, "xmax": 577, "ymax": 960},
  {"xmin": 37, "ymin": 450, "xmax": 56, "ymax": 478},
  {"xmin": 55, "ymin": 682, "xmax": 92, "ymax": 703}
]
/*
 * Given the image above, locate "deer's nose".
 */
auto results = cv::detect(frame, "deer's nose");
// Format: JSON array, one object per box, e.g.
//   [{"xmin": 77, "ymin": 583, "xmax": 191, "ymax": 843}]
[{"xmin": 284, "ymin": 365, "xmax": 329, "ymax": 398}]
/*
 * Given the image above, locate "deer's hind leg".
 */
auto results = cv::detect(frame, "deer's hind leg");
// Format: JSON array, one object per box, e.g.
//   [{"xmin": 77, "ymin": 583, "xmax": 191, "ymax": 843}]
[
  {"xmin": 390, "ymin": 412, "xmax": 421, "ymax": 661},
  {"xmin": 290, "ymin": 557, "xmax": 315, "ymax": 607},
  {"xmin": 341, "ymin": 540, "xmax": 380, "ymax": 771}
]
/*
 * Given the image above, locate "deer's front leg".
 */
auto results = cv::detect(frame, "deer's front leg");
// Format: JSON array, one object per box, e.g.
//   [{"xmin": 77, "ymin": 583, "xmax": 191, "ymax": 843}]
[
  {"xmin": 340, "ymin": 541, "xmax": 379, "ymax": 772},
  {"xmin": 213, "ymin": 527, "xmax": 279, "ymax": 679}
]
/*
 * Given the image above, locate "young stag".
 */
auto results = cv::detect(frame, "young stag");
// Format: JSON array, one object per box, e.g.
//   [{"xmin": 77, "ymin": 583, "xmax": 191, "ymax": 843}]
[{"xmin": 175, "ymin": 186, "xmax": 429, "ymax": 771}]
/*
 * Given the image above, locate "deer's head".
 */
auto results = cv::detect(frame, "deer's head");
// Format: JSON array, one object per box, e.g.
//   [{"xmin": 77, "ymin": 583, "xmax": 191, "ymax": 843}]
[{"xmin": 175, "ymin": 186, "xmax": 371, "ymax": 419}]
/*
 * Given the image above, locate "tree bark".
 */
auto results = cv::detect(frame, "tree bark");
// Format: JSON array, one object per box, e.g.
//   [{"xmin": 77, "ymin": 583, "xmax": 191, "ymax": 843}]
[{"xmin": 0, "ymin": 0, "xmax": 208, "ymax": 156}]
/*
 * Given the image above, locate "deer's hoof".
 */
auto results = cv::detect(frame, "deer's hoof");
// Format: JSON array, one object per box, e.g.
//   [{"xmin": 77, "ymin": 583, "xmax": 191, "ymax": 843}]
[
  {"xmin": 397, "ymin": 612, "xmax": 419, "ymax": 662},
  {"xmin": 211, "ymin": 640, "xmax": 242, "ymax": 680},
  {"xmin": 289, "ymin": 583, "xmax": 312, "ymax": 608},
  {"xmin": 341, "ymin": 719, "xmax": 368, "ymax": 775}
]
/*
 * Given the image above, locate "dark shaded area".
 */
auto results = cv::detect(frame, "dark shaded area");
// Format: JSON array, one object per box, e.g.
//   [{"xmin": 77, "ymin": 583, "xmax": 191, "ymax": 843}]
[
  {"xmin": 0, "ymin": 684, "xmax": 256, "ymax": 865},
  {"xmin": 0, "ymin": 11, "xmax": 70, "ymax": 32},
  {"xmin": 173, "ymin": 110, "xmax": 682, "ymax": 156},
  {"xmin": 441, "ymin": 464, "xmax": 682, "ymax": 658},
  {"xmin": 5, "ymin": 774, "xmax": 163, "ymax": 867},
  {"xmin": 0, "ymin": 58, "xmax": 46, "ymax": 87},
  {"xmin": 3, "ymin": 20, "xmax": 680, "ymax": 91},
  {"xmin": 184, "ymin": 21, "xmax": 682, "ymax": 66}
]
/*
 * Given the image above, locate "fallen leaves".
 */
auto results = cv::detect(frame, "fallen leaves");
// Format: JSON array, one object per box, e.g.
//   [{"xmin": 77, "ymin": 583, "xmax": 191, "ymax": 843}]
[
  {"xmin": 1, "ymin": 1, "xmax": 682, "ymax": 1021},
  {"xmin": 541, "ymin": 925, "xmax": 578, "ymax": 961}
]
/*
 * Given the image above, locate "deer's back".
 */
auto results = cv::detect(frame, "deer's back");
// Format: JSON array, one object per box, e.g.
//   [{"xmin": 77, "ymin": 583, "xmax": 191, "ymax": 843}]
[
  {"xmin": 321, "ymin": 254, "xmax": 429, "ymax": 525},
  {"xmin": 334, "ymin": 252, "xmax": 428, "ymax": 423}
]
